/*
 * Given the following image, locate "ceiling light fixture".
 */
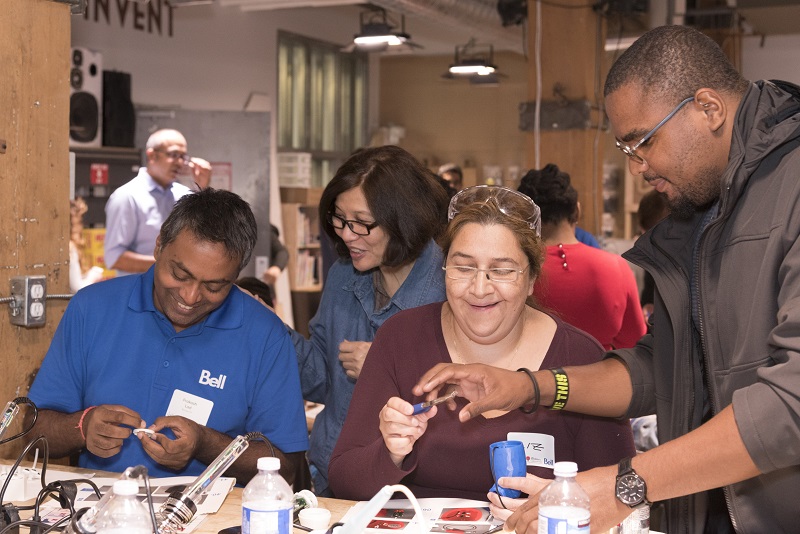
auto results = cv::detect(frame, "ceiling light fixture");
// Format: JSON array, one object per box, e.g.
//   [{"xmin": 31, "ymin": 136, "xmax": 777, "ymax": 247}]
[
  {"xmin": 447, "ymin": 39, "xmax": 498, "ymax": 76},
  {"xmin": 352, "ymin": 6, "xmax": 419, "ymax": 51}
]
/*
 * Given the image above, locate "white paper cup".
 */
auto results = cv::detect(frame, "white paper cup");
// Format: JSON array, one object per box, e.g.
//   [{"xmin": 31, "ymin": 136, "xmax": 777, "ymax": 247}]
[{"xmin": 299, "ymin": 507, "xmax": 332, "ymax": 530}]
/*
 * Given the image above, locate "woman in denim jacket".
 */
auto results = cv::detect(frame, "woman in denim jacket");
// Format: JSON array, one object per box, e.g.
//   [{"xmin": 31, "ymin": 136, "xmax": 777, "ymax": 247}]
[{"xmin": 289, "ymin": 145, "xmax": 450, "ymax": 495}]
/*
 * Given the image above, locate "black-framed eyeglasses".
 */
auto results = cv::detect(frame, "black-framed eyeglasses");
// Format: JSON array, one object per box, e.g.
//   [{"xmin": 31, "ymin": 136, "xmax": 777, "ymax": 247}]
[
  {"xmin": 154, "ymin": 148, "xmax": 190, "ymax": 163},
  {"xmin": 442, "ymin": 264, "xmax": 529, "ymax": 283},
  {"xmin": 615, "ymin": 96, "xmax": 694, "ymax": 165},
  {"xmin": 329, "ymin": 213, "xmax": 380, "ymax": 236}
]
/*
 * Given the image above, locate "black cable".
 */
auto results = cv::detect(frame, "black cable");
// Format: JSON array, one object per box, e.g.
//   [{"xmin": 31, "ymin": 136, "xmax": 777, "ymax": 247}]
[
  {"xmin": 0, "ymin": 397, "xmax": 39, "ymax": 445},
  {"xmin": 0, "ymin": 435, "xmax": 49, "ymax": 506},
  {"xmin": 245, "ymin": 431, "xmax": 277, "ymax": 458},
  {"xmin": 0, "ymin": 519, "xmax": 52, "ymax": 533}
]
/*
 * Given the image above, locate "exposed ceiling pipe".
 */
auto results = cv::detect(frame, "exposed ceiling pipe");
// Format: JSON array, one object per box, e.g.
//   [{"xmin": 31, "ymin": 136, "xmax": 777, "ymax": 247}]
[{"xmin": 368, "ymin": 0, "xmax": 524, "ymax": 51}]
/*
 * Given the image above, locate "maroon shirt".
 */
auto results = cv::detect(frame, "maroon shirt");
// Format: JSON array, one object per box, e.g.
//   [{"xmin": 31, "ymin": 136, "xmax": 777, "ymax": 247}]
[{"xmin": 329, "ymin": 302, "xmax": 636, "ymax": 500}]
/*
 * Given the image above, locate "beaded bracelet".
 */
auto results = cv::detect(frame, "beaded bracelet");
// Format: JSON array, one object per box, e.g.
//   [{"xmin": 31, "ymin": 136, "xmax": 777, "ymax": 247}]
[
  {"xmin": 517, "ymin": 368, "xmax": 540, "ymax": 414},
  {"xmin": 550, "ymin": 368, "xmax": 569, "ymax": 410},
  {"xmin": 76, "ymin": 405, "xmax": 97, "ymax": 441}
]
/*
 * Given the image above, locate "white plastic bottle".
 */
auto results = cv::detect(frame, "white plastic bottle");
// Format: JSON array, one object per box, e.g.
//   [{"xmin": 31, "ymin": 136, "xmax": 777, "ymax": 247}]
[
  {"xmin": 619, "ymin": 505, "xmax": 650, "ymax": 534},
  {"xmin": 94, "ymin": 479, "xmax": 152, "ymax": 534},
  {"xmin": 538, "ymin": 461, "xmax": 590, "ymax": 534},
  {"xmin": 242, "ymin": 457, "xmax": 293, "ymax": 534}
]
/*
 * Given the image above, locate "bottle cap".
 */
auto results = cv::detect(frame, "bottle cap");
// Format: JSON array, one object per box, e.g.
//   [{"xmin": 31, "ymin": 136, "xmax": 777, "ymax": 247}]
[
  {"xmin": 112, "ymin": 479, "xmax": 139, "ymax": 496},
  {"xmin": 257, "ymin": 457, "xmax": 281, "ymax": 471},
  {"xmin": 553, "ymin": 461, "xmax": 578, "ymax": 477}
]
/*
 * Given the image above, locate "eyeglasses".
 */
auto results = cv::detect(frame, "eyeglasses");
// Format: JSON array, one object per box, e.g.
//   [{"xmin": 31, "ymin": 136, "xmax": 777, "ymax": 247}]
[
  {"xmin": 329, "ymin": 213, "xmax": 380, "ymax": 236},
  {"xmin": 443, "ymin": 265, "xmax": 529, "ymax": 283},
  {"xmin": 154, "ymin": 149, "xmax": 190, "ymax": 163},
  {"xmin": 448, "ymin": 185, "xmax": 542, "ymax": 237},
  {"xmin": 615, "ymin": 96, "xmax": 694, "ymax": 164}
]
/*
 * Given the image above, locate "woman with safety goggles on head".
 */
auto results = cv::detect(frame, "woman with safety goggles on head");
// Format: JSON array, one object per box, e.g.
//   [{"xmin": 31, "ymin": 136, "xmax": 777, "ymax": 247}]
[{"xmin": 329, "ymin": 185, "xmax": 635, "ymax": 502}]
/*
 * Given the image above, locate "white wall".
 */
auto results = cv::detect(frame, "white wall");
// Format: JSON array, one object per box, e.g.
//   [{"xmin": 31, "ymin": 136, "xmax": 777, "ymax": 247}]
[
  {"xmin": 71, "ymin": 2, "xmax": 363, "ymax": 111},
  {"xmin": 71, "ymin": 1, "xmax": 367, "ymax": 325},
  {"xmin": 742, "ymin": 34, "xmax": 800, "ymax": 85}
]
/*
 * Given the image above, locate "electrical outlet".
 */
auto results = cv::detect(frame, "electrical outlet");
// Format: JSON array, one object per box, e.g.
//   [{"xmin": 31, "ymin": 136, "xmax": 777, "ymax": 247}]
[{"xmin": 9, "ymin": 275, "xmax": 46, "ymax": 328}]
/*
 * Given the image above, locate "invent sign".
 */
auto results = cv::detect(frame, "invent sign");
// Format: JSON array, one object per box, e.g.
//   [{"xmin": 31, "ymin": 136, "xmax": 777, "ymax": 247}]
[{"xmin": 82, "ymin": 0, "xmax": 176, "ymax": 37}]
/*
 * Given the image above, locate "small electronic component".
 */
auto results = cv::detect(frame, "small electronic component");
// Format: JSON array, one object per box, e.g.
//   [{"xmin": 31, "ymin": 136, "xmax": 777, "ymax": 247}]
[{"xmin": 411, "ymin": 390, "xmax": 457, "ymax": 415}]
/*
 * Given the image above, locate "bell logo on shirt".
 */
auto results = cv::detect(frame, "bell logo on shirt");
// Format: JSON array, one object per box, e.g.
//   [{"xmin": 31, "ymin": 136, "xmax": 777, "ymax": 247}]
[{"xmin": 199, "ymin": 369, "xmax": 227, "ymax": 389}]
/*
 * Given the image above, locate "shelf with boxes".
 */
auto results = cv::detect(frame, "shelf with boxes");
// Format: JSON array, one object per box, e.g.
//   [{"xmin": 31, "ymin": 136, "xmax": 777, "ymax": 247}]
[{"xmin": 280, "ymin": 187, "xmax": 324, "ymax": 293}]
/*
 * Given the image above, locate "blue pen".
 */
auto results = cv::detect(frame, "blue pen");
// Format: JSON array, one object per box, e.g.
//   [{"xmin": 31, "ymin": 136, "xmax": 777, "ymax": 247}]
[{"xmin": 411, "ymin": 390, "xmax": 457, "ymax": 415}]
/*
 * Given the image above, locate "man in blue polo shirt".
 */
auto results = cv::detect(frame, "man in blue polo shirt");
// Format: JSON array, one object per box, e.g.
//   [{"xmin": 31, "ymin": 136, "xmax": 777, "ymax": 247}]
[{"xmin": 29, "ymin": 188, "xmax": 308, "ymax": 485}]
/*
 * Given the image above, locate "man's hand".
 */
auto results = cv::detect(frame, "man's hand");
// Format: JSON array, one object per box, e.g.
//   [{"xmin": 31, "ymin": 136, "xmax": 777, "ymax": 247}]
[
  {"xmin": 188, "ymin": 157, "xmax": 212, "ymax": 189},
  {"xmin": 139, "ymin": 415, "xmax": 202, "ymax": 470},
  {"xmin": 412, "ymin": 363, "xmax": 534, "ymax": 421},
  {"xmin": 488, "ymin": 466, "xmax": 629, "ymax": 534},
  {"xmin": 339, "ymin": 340, "xmax": 371, "ymax": 380},
  {"xmin": 83, "ymin": 405, "xmax": 143, "ymax": 458}
]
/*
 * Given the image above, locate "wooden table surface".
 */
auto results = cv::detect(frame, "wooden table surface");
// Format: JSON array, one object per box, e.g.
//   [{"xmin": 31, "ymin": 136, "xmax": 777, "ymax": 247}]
[
  {"xmin": 2, "ymin": 459, "xmax": 355, "ymax": 533},
  {"xmin": 200, "ymin": 489, "xmax": 355, "ymax": 533}
]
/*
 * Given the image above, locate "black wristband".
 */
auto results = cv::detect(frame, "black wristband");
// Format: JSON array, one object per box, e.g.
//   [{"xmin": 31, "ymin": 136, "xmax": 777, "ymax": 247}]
[
  {"xmin": 517, "ymin": 368, "xmax": 540, "ymax": 414},
  {"xmin": 549, "ymin": 367, "xmax": 569, "ymax": 410}
]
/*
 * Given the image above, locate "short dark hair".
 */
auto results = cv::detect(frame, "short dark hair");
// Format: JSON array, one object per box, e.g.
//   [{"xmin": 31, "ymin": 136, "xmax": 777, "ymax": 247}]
[
  {"xmin": 637, "ymin": 189, "xmax": 670, "ymax": 232},
  {"xmin": 517, "ymin": 164, "xmax": 578, "ymax": 225},
  {"xmin": 319, "ymin": 145, "xmax": 449, "ymax": 267},
  {"xmin": 160, "ymin": 188, "xmax": 257, "ymax": 271},
  {"xmin": 236, "ymin": 276, "xmax": 274, "ymax": 308},
  {"xmin": 604, "ymin": 25, "xmax": 749, "ymax": 103}
]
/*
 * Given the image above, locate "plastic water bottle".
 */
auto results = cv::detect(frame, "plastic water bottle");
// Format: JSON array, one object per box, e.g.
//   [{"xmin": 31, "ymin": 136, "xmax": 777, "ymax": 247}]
[
  {"xmin": 242, "ymin": 457, "xmax": 293, "ymax": 534},
  {"xmin": 94, "ymin": 479, "xmax": 152, "ymax": 534},
  {"xmin": 619, "ymin": 505, "xmax": 650, "ymax": 534},
  {"xmin": 538, "ymin": 461, "xmax": 590, "ymax": 534}
]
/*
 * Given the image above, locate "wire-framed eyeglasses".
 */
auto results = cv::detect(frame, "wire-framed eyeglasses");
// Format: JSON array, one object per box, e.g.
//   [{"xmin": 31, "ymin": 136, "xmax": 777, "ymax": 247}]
[
  {"xmin": 154, "ymin": 148, "xmax": 191, "ymax": 163},
  {"xmin": 328, "ymin": 213, "xmax": 380, "ymax": 236},
  {"xmin": 615, "ymin": 96, "xmax": 694, "ymax": 164},
  {"xmin": 443, "ymin": 265, "xmax": 529, "ymax": 283},
  {"xmin": 448, "ymin": 185, "xmax": 542, "ymax": 237}
]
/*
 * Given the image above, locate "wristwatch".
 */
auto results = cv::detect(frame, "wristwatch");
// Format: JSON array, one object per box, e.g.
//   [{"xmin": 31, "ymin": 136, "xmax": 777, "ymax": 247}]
[{"xmin": 615, "ymin": 457, "xmax": 651, "ymax": 508}]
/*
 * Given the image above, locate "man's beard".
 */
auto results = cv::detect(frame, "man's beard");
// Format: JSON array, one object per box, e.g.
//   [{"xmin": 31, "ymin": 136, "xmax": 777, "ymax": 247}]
[{"xmin": 663, "ymin": 167, "xmax": 723, "ymax": 221}]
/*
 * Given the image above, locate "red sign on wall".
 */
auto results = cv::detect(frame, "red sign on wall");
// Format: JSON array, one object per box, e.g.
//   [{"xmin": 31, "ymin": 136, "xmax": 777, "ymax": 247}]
[{"xmin": 90, "ymin": 163, "xmax": 109, "ymax": 185}]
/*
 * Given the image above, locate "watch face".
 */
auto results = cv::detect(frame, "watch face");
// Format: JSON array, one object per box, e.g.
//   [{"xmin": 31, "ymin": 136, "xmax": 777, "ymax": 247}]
[{"xmin": 616, "ymin": 473, "xmax": 646, "ymax": 506}]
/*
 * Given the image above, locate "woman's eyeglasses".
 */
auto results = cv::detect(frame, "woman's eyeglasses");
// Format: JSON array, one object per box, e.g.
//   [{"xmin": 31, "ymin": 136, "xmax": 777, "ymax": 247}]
[
  {"xmin": 442, "ymin": 265, "xmax": 529, "ymax": 283},
  {"xmin": 328, "ymin": 213, "xmax": 379, "ymax": 236},
  {"xmin": 448, "ymin": 185, "xmax": 542, "ymax": 237}
]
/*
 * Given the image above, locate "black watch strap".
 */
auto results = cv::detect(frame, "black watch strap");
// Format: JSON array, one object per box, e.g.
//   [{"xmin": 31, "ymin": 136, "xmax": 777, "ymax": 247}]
[{"xmin": 616, "ymin": 456, "xmax": 651, "ymax": 508}]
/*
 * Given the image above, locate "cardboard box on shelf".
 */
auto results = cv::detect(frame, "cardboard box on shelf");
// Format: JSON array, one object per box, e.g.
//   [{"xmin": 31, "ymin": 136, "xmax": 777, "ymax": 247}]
[
  {"xmin": 277, "ymin": 153, "xmax": 312, "ymax": 188},
  {"xmin": 280, "ymin": 187, "xmax": 323, "ymax": 206}
]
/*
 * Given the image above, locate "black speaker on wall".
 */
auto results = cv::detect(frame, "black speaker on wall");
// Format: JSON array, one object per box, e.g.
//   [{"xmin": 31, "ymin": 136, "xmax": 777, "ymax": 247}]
[
  {"xmin": 103, "ymin": 70, "xmax": 136, "ymax": 148},
  {"xmin": 70, "ymin": 47, "xmax": 103, "ymax": 147}
]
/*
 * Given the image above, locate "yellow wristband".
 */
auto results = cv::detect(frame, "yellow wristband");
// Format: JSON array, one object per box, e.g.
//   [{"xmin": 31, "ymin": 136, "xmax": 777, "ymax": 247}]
[{"xmin": 549, "ymin": 368, "xmax": 569, "ymax": 410}]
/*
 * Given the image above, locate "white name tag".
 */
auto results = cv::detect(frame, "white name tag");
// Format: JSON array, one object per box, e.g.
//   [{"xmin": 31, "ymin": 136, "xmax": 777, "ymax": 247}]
[
  {"xmin": 166, "ymin": 389, "xmax": 213, "ymax": 426},
  {"xmin": 507, "ymin": 432, "xmax": 555, "ymax": 470}
]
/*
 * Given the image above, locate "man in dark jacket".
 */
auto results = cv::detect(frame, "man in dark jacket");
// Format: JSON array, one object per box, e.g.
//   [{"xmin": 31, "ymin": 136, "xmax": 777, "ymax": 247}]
[{"xmin": 412, "ymin": 25, "xmax": 800, "ymax": 534}]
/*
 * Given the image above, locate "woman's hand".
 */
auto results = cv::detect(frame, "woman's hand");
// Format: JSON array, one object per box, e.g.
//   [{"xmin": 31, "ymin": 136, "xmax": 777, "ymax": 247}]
[
  {"xmin": 487, "ymin": 474, "xmax": 550, "ymax": 534},
  {"xmin": 379, "ymin": 396, "xmax": 436, "ymax": 467},
  {"xmin": 339, "ymin": 340, "xmax": 371, "ymax": 379}
]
